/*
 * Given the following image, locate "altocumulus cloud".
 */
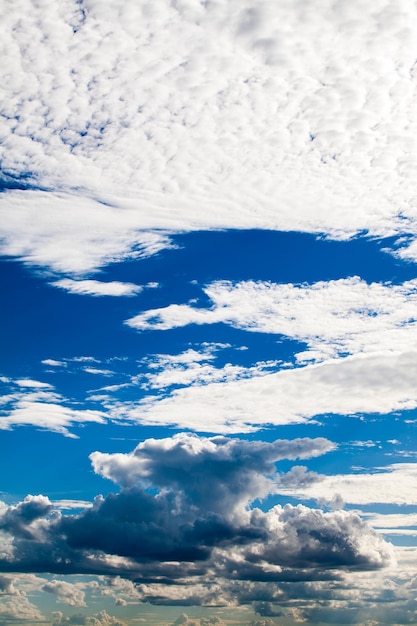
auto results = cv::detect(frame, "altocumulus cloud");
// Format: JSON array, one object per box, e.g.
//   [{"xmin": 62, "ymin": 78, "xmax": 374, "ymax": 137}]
[
  {"xmin": 3, "ymin": 0, "xmax": 417, "ymax": 276},
  {"xmin": 0, "ymin": 434, "xmax": 394, "ymax": 606}
]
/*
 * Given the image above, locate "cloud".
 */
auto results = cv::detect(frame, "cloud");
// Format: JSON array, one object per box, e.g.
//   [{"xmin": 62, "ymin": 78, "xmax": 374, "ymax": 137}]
[
  {"xmin": 170, "ymin": 615, "xmax": 225, "ymax": 626},
  {"xmin": 0, "ymin": 435, "xmax": 393, "ymax": 593},
  {"xmin": 141, "ymin": 347, "xmax": 280, "ymax": 391},
  {"xmin": 126, "ymin": 278, "xmax": 417, "ymax": 362},
  {"xmin": 287, "ymin": 463, "xmax": 417, "ymax": 506},
  {"xmin": 51, "ymin": 279, "xmax": 144, "ymax": 297},
  {"xmin": 3, "ymin": 0, "xmax": 417, "ymax": 274},
  {"xmin": 43, "ymin": 579, "xmax": 86, "ymax": 606},
  {"xmin": 51, "ymin": 609, "xmax": 126, "ymax": 626},
  {"xmin": 0, "ymin": 375, "xmax": 108, "ymax": 437},
  {"xmin": 0, "ymin": 495, "xmax": 53, "ymax": 540},
  {"xmin": 42, "ymin": 359, "xmax": 66, "ymax": 367},
  {"xmin": 83, "ymin": 368, "xmax": 115, "ymax": 376},
  {"xmin": 111, "ymin": 350, "xmax": 417, "ymax": 432},
  {"xmin": 0, "ymin": 573, "xmax": 45, "ymax": 623},
  {"xmin": 0, "ymin": 400, "xmax": 106, "ymax": 438},
  {"xmin": 14, "ymin": 379, "xmax": 53, "ymax": 389},
  {"xmin": 90, "ymin": 432, "xmax": 335, "ymax": 511}
]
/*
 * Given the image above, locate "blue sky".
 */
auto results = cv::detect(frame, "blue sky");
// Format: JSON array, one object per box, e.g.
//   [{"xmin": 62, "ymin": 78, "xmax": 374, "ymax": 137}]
[{"xmin": 2, "ymin": 1, "xmax": 417, "ymax": 625}]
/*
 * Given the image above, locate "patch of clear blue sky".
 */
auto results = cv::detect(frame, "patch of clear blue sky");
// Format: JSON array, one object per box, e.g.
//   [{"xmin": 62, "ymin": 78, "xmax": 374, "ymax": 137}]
[{"xmin": 1, "ymin": 229, "xmax": 417, "ymax": 502}]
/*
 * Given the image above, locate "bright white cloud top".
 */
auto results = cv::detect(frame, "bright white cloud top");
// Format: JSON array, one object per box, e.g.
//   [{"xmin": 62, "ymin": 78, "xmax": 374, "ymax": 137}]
[{"xmin": 3, "ymin": 1, "xmax": 417, "ymax": 625}]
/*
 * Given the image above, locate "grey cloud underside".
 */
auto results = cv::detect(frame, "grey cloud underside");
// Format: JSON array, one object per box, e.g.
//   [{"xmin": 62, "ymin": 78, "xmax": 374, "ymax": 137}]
[
  {"xmin": 3, "ymin": 0, "xmax": 417, "ymax": 274},
  {"xmin": 0, "ymin": 435, "xmax": 393, "ymax": 599}
]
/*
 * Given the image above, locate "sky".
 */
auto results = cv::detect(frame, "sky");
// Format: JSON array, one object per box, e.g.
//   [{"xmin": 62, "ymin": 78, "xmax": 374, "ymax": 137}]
[{"xmin": 2, "ymin": 0, "xmax": 417, "ymax": 624}]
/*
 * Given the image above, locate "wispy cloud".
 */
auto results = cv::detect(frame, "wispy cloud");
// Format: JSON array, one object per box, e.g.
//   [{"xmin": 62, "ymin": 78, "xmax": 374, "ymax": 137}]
[
  {"xmin": 52, "ymin": 279, "xmax": 144, "ymax": 297},
  {"xmin": 279, "ymin": 462, "xmax": 417, "ymax": 506},
  {"xmin": 0, "ymin": 377, "xmax": 107, "ymax": 437},
  {"xmin": 126, "ymin": 278, "xmax": 417, "ymax": 362},
  {"xmin": 111, "ymin": 350, "xmax": 417, "ymax": 432}
]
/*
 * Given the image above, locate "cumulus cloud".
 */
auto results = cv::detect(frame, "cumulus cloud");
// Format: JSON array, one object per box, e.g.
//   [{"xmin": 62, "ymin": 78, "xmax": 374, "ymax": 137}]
[
  {"xmin": 51, "ymin": 279, "xmax": 144, "ymax": 297},
  {"xmin": 90, "ymin": 432, "xmax": 335, "ymax": 513},
  {"xmin": 43, "ymin": 579, "xmax": 86, "ymax": 607},
  {"xmin": 51, "ymin": 609, "xmax": 126, "ymax": 626},
  {"xmin": 3, "ymin": 0, "xmax": 417, "ymax": 274},
  {"xmin": 0, "ymin": 435, "xmax": 394, "ymax": 593},
  {"xmin": 0, "ymin": 573, "xmax": 45, "ymax": 622}
]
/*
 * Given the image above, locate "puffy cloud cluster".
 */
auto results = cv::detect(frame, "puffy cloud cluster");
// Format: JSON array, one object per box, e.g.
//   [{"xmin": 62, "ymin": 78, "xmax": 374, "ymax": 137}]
[
  {"xmin": 43, "ymin": 578, "xmax": 87, "ymax": 607},
  {"xmin": 89, "ymin": 432, "xmax": 335, "ymax": 511},
  {"xmin": 2, "ymin": 0, "xmax": 417, "ymax": 275},
  {"xmin": 0, "ymin": 573, "xmax": 46, "ymax": 623},
  {"xmin": 52, "ymin": 609, "xmax": 126, "ymax": 626},
  {"xmin": 0, "ymin": 435, "xmax": 393, "ymax": 599}
]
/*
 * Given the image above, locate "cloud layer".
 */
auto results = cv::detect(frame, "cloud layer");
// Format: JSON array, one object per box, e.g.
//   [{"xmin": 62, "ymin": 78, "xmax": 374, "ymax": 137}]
[{"xmin": 3, "ymin": 0, "xmax": 417, "ymax": 274}]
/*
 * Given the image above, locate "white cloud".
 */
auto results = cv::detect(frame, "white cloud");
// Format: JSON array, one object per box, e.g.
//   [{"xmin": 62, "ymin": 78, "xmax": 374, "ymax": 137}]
[
  {"xmin": 52, "ymin": 278, "xmax": 144, "ymax": 297},
  {"xmin": 283, "ymin": 463, "xmax": 417, "ymax": 506},
  {"xmin": 83, "ymin": 367, "xmax": 114, "ymax": 376},
  {"xmin": 0, "ymin": 401, "xmax": 106, "ymax": 438},
  {"xmin": 52, "ymin": 609, "xmax": 126, "ymax": 626},
  {"xmin": 14, "ymin": 379, "xmax": 53, "ymax": 389},
  {"xmin": 0, "ymin": 588, "xmax": 45, "ymax": 622},
  {"xmin": 52, "ymin": 500, "xmax": 94, "ymax": 511},
  {"xmin": 42, "ymin": 359, "xmax": 66, "ymax": 367},
  {"xmin": 43, "ymin": 579, "xmax": 86, "ymax": 607},
  {"xmin": 170, "ymin": 614, "xmax": 226, "ymax": 626},
  {"xmin": 142, "ymin": 347, "xmax": 280, "ymax": 390},
  {"xmin": 110, "ymin": 350, "xmax": 417, "ymax": 433},
  {"xmin": 90, "ymin": 432, "xmax": 335, "ymax": 502},
  {"xmin": 2, "ymin": 0, "xmax": 417, "ymax": 273},
  {"xmin": 126, "ymin": 278, "xmax": 417, "ymax": 362}
]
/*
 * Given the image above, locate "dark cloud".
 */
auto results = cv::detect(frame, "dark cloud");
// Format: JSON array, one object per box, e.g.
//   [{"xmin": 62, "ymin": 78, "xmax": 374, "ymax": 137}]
[
  {"xmin": 0, "ymin": 495, "xmax": 53, "ymax": 539},
  {"xmin": 253, "ymin": 602, "xmax": 283, "ymax": 617},
  {"xmin": 0, "ymin": 435, "xmax": 394, "ymax": 604}
]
